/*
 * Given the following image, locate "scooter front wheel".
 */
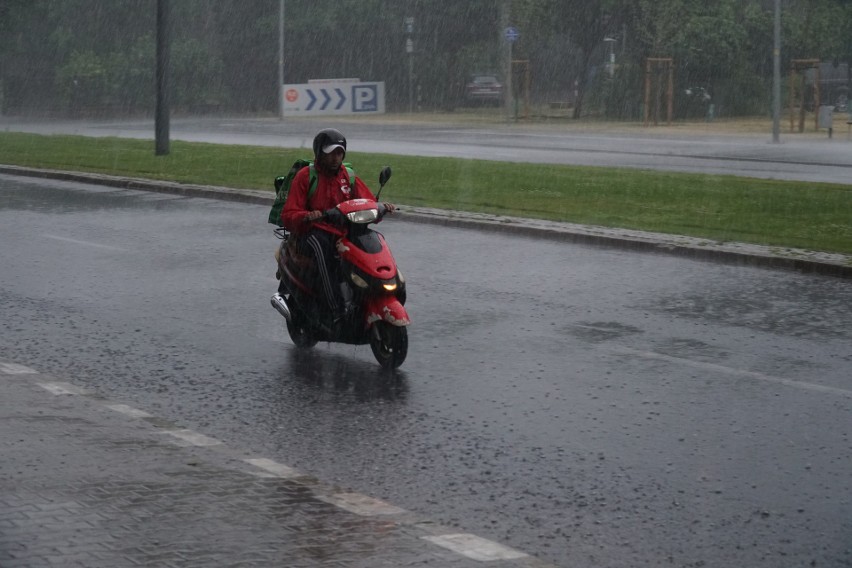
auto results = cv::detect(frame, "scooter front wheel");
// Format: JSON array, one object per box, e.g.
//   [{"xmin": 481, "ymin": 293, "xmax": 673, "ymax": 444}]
[{"xmin": 370, "ymin": 322, "xmax": 408, "ymax": 369}]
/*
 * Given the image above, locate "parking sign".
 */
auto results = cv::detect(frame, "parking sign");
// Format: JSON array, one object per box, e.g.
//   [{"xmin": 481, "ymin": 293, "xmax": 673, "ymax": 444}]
[{"xmin": 282, "ymin": 81, "xmax": 385, "ymax": 116}]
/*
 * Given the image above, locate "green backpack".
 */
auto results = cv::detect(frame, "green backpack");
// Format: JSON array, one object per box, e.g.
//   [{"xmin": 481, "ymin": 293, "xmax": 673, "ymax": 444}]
[{"xmin": 268, "ymin": 159, "xmax": 355, "ymax": 226}]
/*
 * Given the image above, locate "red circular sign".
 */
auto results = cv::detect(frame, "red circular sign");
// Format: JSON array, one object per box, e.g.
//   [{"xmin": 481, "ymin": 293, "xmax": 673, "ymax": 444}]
[{"xmin": 285, "ymin": 89, "xmax": 298, "ymax": 102}]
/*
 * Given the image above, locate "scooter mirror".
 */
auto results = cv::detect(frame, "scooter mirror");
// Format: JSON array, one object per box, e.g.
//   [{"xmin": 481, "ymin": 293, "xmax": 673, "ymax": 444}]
[{"xmin": 379, "ymin": 166, "xmax": 392, "ymax": 187}]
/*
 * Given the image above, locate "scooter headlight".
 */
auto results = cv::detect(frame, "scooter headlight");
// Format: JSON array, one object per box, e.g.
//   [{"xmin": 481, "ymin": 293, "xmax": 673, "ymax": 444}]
[
  {"xmin": 346, "ymin": 208, "xmax": 379, "ymax": 224},
  {"xmin": 382, "ymin": 281, "xmax": 398, "ymax": 291}
]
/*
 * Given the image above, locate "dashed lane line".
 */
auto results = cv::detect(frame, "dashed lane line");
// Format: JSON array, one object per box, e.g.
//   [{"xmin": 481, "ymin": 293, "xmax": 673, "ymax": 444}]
[
  {"xmin": 43, "ymin": 233, "xmax": 127, "ymax": 251},
  {"xmin": 243, "ymin": 457, "xmax": 302, "ymax": 479},
  {"xmin": 37, "ymin": 381, "xmax": 89, "ymax": 395},
  {"xmin": 159, "ymin": 428, "xmax": 224, "ymax": 447},
  {"xmin": 1, "ymin": 360, "xmax": 557, "ymax": 567},
  {"xmin": 104, "ymin": 403, "xmax": 153, "ymax": 418},
  {"xmin": 610, "ymin": 346, "xmax": 852, "ymax": 398},
  {"xmin": 423, "ymin": 533, "xmax": 530, "ymax": 561},
  {"xmin": 317, "ymin": 492, "xmax": 409, "ymax": 516},
  {"xmin": 0, "ymin": 362, "xmax": 38, "ymax": 374}
]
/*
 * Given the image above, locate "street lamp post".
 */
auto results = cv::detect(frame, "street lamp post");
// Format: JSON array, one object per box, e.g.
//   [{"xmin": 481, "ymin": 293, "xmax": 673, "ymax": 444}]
[
  {"xmin": 155, "ymin": 0, "xmax": 170, "ymax": 156},
  {"xmin": 278, "ymin": 0, "xmax": 285, "ymax": 120},
  {"xmin": 772, "ymin": 0, "xmax": 781, "ymax": 143}
]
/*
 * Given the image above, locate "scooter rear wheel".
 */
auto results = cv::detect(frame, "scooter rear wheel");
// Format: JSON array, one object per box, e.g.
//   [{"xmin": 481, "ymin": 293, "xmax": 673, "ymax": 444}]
[
  {"xmin": 286, "ymin": 305, "xmax": 318, "ymax": 348},
  {"xmin": 370, "ymin": 322, "xmax": 408, "ymax": 369}
]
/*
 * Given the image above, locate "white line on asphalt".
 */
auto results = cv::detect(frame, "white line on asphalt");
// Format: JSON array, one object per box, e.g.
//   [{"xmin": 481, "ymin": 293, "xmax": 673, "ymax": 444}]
[
  {"xmin": 422, "ymin": 534, "xmax": 529, "ymax": 561},
  {"xmin": 43, "ymin": 234, "xmax": 126, "ymax": 251},
  {"xmin": 15, "ymin": 359, "xmax": 545, "ymax": 566},
  {"xmin": 244, "ymin": 458, "xmax": 302, "ymax": 479},
  {"xmin": 0, "ymin": 362, "xmax": 38, "ymax": 375},
  {"xmin": 105, "ymin": 404, "xmax": 153, "ymax": 418},
  {"xmin": 37, "ymin": 382, "xmax": 88, "ymax": 395},
  {"xmin": 611, "ymin": 346, "xmax": 852, "ymax": 398},
  {"xmin": 317, "ymin": 492, "xmax": 408, "ymax": 516},
  {"xmin": 159, "ymin": 429, "xmax": 223, "ymax": 447}
]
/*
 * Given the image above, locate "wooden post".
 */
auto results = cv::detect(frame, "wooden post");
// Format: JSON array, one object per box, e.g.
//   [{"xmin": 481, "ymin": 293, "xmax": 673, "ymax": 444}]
[
  {"xmin": 644, "ymin": 59, "xmax": 651, "ymax": 126},
  {"xmin": 789, "ymin": 65, "xmax": 795, "ymax": 132},
  {"xmin": 790, "ymin": 59, "xmax": 821, "ymax": 132},
  {"xmin": 814, "ymin": 65, "xmax": 820, "ymax": 131},
  {"xmin": 667, "ymin": 63, "xmax": 674, "ymax": 125},
  {"xmin": 644, "ymin": 58, "xmax": 673, "ymax": 126}
]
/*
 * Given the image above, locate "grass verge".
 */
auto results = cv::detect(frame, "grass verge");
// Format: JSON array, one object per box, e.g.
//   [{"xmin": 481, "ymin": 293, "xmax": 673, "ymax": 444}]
[{"xmin": 1, "ymin": 131, "xmax": 850, "ymax": 254}]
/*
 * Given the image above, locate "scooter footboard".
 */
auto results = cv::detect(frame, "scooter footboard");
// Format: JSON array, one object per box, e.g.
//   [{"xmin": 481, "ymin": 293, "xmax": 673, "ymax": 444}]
[{"xmin": 365, "ymin": 297, "xmax": 410, "ymax": 327}]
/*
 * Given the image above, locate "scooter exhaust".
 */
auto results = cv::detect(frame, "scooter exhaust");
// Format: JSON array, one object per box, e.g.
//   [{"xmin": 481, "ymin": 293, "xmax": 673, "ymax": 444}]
[{"xmin": 270, "ymin": 293, "xmax": 291, "ymax": 322}]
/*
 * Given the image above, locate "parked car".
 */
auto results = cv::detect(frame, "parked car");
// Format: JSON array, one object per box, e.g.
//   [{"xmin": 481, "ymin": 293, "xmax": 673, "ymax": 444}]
[{"xmin": 464, "ymin": 74, "xmax": 503, "ymax": 105}]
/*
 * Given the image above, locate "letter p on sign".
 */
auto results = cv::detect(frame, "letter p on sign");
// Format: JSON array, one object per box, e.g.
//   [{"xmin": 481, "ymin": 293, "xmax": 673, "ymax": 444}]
[{"xmin": 353, "ymin": 85, "xmax": 378, "ymax": 112}]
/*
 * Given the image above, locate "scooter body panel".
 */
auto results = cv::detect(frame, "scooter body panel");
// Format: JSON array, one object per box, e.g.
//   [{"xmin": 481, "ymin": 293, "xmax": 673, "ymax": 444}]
[{"xmin": 365, "ymin": 296, "xmax": 410, "ymax": 327}]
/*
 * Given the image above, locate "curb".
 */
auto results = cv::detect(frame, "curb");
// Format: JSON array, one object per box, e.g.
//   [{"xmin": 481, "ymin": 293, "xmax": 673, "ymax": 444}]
[{"xmin": 2, "ymin": 164, "xmax": 850, "ymax": 279}]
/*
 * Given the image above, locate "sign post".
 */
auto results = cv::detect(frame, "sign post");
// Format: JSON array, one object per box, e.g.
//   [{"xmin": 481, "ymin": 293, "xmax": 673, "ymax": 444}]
[
  {"xmin": 405, "ymin": 17, "xmax": 414, "ymax": 113},
  {"xmin": 504, "ymin": 26, "xmax": 519, "ymax": 119}
]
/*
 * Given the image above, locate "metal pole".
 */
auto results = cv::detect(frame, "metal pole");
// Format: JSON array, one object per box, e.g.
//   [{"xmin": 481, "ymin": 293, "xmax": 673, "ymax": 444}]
[
  {"xmin": 772, "ymin": 0, "xmax": 781, "ymax": 143},
  {"xmin": 500, "ymin": 0, "xmax": 511, "ymax": 120},
  {"xmin": 508, "ymin": 42, "xmax": 514, "ymax": 119},
  {"xmin": 155, "ymin": 0, "xmax": 170, "ymax": 156},
  {"xmin": 278, "ymin": 0, "xmax": 285, "ymax": 120},
  {"xmin": 408, "ymin": 53, "xmax": 414, "ymax": 113}
]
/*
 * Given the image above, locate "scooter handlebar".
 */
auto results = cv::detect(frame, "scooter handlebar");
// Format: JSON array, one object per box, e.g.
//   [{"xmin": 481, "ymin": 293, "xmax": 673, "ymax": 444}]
[
  {"xmin": 322, "ymin": 207, "xmax": 345, "ymax": 225},
  {"xmin": 307, "ymin": 202, "xmax": 392, "ymax": 225}
]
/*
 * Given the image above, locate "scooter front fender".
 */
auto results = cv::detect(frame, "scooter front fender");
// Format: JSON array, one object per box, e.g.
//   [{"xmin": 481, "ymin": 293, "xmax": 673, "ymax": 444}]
[{"xmin": 365, "ymin": 296, "xmax": 410, "ymax": 327}]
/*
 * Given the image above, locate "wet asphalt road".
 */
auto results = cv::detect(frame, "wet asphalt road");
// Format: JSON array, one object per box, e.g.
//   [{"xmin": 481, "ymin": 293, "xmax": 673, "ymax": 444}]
[{"xmin": 1, "ymin": 175, "xmax": 851, "ymax": 567}]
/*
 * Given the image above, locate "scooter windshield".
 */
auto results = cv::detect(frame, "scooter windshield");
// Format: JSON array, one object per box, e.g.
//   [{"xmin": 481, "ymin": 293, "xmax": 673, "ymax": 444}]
[{"xmin": 350, "ymin": 231, "xmax": 383, "ymax": 254}]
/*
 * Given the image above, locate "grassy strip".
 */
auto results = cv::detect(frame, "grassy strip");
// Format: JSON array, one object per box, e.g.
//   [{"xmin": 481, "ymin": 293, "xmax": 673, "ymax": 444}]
[{"xmin": 1, "ymin": 131, "xmax": 850, "ymax": 254}]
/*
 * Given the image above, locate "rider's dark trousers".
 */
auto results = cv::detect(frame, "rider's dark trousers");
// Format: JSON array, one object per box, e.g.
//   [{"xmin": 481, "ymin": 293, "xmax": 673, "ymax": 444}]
[{"xmin": 298, "ymin": 229, "xmax": 342, "ymax": 315}]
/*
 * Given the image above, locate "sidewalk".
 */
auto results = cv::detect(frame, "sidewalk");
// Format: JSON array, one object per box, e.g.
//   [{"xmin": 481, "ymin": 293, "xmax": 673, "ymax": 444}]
[{"xmin": 0, "ymin": 362, "xmax": 555, "ymax": 568}]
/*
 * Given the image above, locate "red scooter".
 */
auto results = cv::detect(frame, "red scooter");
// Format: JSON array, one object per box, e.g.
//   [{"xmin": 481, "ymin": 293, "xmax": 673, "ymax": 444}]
[{"xmin": 271, "ymin": 167, "xmax": 409, "ymax": 369}]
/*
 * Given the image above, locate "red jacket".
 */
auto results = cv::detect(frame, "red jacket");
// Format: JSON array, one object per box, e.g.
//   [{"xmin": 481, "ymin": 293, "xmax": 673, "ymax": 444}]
[{"xmin": 281, "ymin": 165, "xmax": 377, "ymax": 235}]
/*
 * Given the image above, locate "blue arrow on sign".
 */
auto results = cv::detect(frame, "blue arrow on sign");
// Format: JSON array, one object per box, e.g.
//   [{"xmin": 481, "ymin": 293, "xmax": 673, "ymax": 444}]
[
  {"xmin": 335, "ymin": 88, "xmax": 346, "ymax": 110},
  {"xmin": 319, "ymin": 89, "xmax": 331, "ymax": 110},
  {"xmin": 305, "ymin": 89, "xmax": 317, "ymax": 111}
]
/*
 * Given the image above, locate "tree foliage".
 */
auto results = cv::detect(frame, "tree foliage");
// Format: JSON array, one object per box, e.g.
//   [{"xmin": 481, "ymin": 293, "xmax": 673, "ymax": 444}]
[{"xmin": 1, "ymin": 0, "xmax": 850, "ymax": 119}]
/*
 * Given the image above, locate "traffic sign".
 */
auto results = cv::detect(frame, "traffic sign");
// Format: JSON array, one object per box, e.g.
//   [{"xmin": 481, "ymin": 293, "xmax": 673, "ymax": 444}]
[
  {"xmin": 504, "ymin": 26, "xmax": 519, "ymax": 43},
  {"xmin": 282, "ymin": 80, "xmax": 386, "ymax": 116}
]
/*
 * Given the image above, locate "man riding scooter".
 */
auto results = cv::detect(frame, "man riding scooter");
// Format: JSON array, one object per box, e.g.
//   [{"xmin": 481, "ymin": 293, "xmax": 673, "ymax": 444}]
[{"xmin": 279, "ymin": 128, "xmax": 396, "ymax": 324}]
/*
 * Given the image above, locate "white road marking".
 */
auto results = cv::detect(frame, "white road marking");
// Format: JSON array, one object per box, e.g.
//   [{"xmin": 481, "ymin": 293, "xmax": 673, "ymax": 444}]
[
  {"xmin": 37, "ymin": 382, "xmax": 87, "ymax": 395},
  {"xmin": 422, "ymin": 534, "xmax": 529, "ymax": 561},
  {"xmin": 159, "ymin": 429, "xmax": 223, "ymax": 447},
  {"xmin": 43, "ymin": 234, "xmax": 126, "ymax": 251},
  {"xmin": 611, "ymin": 346, "xmax": 852, "ymax": 398},
  {"xmin": 105, "ymin": 404, "xmax": 152, "ymax": 418},
  {"xmin": 244, "ymin": 458, "xmax": 302, "ymax": 479},
  {"xmin": 0, "ymin": 362, "xmax": 38, "ymax": 375},
  {"xmin": 317, "ymin": 492, "xmax": 408, "ymax": 516},
  {"xmin": 11, "ymin": 358, "xmax": 540, "ymax": 565}
]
